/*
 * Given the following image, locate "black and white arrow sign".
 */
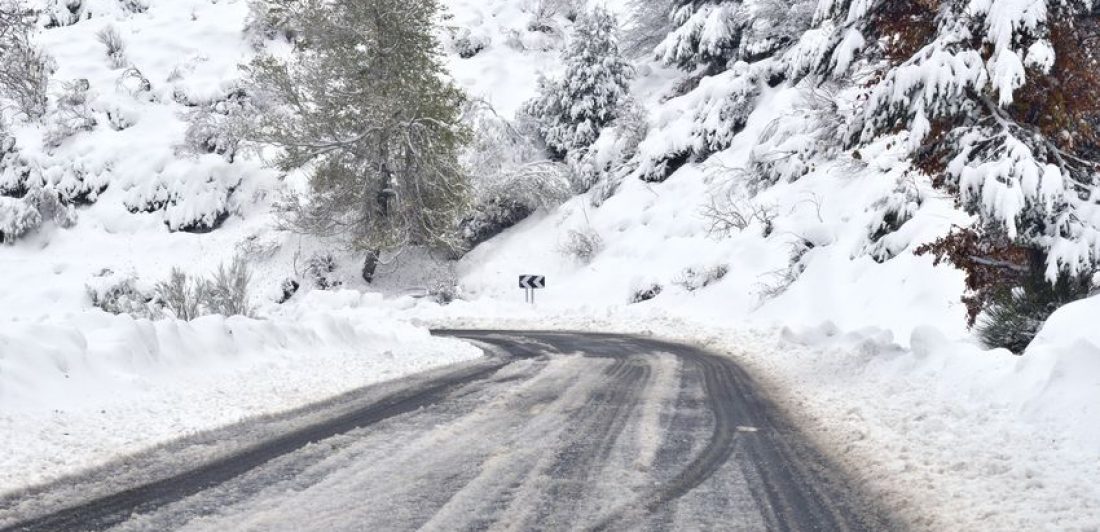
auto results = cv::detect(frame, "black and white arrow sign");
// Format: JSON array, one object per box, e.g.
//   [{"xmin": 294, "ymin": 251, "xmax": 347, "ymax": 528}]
[{"xmin": 519, "ymin": 275, "xmax": 546, "ymax": 289}]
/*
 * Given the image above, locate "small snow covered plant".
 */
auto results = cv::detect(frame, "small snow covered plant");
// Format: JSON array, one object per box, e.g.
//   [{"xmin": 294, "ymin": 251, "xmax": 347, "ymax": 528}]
[
  {"xmin": 155, "ymin": 268, "xmax": 206, "ymax": 321},
  {"xmin": 524, "ymin": 7, "xmax": 633, "ymax": 164},
  {"xmin": 205, "ymin": 256, "xmax": 254, "ymax": 317},
  {"xmin": 558, "ymin": 226, "xmax": 603, "ymax": 263},
  {"xmin": 153, "ymin": 257, "xmax": 255, "ymax": 320},
  {"xmin": 247, "ymin": 0, "xmax": 471, "ymax": 283},
  {"xmin": 96, "ymin": 25, "xmax": 127, "ymax": 69},
  {"xmin": 0, "ymin": 2, "xmax": 53, "ymax": 119},
  {"xmin": 673, "ymin": 264, "xmax": 730, "ymax": 292},
  {"xmin": 305, "ymin": 252, "xmax": 342, "ymax": 290}
]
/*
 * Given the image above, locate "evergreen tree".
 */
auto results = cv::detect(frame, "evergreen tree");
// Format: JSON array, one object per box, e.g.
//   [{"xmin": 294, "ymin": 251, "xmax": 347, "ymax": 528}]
[
  {"xmin": 525, "ymin": 8, "xmax": 633, "ymax": 161},
  {"xmin": 245, "ymin": 0, "xmax": 469, "ymax": 281},
  {"xmin": 655, "ymin": 0, "xmax": 744, "ymax": 72}
]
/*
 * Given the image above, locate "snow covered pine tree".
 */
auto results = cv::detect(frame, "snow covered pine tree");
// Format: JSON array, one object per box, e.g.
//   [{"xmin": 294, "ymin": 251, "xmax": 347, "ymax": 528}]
[
  {"xmin": 246, "ymin": 0, "xmax": 470, "ymax": 283},
  {"xmin": 785, "ymin": 0, "xmax": 1100, "ymax": 350},
  {"xmin": 525, "ymin": 8, "xmax": 633, "ymax": 167}
]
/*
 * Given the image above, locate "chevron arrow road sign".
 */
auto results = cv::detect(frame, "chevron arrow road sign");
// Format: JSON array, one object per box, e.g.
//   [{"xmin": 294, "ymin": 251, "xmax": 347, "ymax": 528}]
[{"xmin": 518, "ymin": 275, "xmax": 546, "ymax": 289}]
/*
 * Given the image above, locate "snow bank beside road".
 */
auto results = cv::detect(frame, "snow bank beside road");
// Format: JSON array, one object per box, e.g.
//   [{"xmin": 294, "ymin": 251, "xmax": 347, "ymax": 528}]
[
  {"xmin": 413, "ymin": 300, "xmax": 1100, "ymax": 530},
  {"xmin": 0, "ymin": 297, "xmax": 482, "ymax": 493}
]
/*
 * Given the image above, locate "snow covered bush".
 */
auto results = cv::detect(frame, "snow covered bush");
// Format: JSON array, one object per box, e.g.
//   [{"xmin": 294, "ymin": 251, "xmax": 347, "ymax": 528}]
[
  {"xmin": 460, "ymin": 101, "xmax": 574, "ymax": 249},
  {"xmin": 96, "ymin": 24, "xmax": 127, "ymax": 69},
  {"xmin": 152, "ymin": 258, "xmax": 255, "ymax": 320},
  {"xmin": 204, "ymin": 256, "xmax": 254, "ymax": 318},
  {"xmin": 154, "ymin": 268, "xmax": 206, "ymax": 321},
  {"xmin": 558, "ymin": 226, "xmax": 603, "ymax": 263},
  {"xmin": 86, "ymin": 269, "xmax": 150, "ymax": 316},
  {"xmin": 701, "ymin": 184, "xmax": 777, "ymax": 237},
  {"xmin": 973, "ymin": 252, "xmax": 1093, "ymax": 354},
  {"xmin": 0, "ymin": 3, "xmax": 54, "ymax": 119},
  {"xmin": 524, "ymin": 7, "xmax": 633, "ymax": 163},
  {"xmin": 305, "ymin": 252, "xmax": 342, "ymax": 290},
  {"xmin": 0, "ymin": 187, "xmax": 77, "ymax": 243},
  {"xmin": 750, "ymin": 84, "xmax": 849, "ymax": 186},
  {"xmin": 673, "ymin": 264, "xmax": 730, "ymax": 292},
  {"xmin": 755, "ymin": 237, "xmax": 814, "ymax": 304},
  {"xmin": 428, "ymin": 276, "xmax": 461, "ymax": 305},
  {"xmin": 0, "ymin": 195, "xmax": 40, "ymax": 243},
  {"xmin": 44, "ymin": 79, "xmax": 97, "ymax": 148},
  {"xmin": 866, "ymin": 177, "xmax": 925, "ymax": 262},
  {"xmin": 181, "ymin": 88, "xmax": 249, "ymax": 162},
  {"xmin": 630, "ymin": 282, "xmax": 663, "ymax": 303},
  {"xmin": 275, "ymin": 278, "xmax": 300, "ymax": 304}
]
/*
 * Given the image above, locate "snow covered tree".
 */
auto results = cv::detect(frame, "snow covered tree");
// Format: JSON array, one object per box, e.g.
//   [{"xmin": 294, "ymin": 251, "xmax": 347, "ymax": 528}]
[
  {"xmin": 654, "ymin": 0, "xmax": 812, "ymax": 74},
  {"xmin": 525, "ymin": 7, "xmax": 633, "ymax": 162},
  {"xmin": 784, "ymin": 0, "xmax": 1100, "ymax": 345},
  {"xmin": 245, "ymin": 0, "xmax": 470, "ymax": 282}
]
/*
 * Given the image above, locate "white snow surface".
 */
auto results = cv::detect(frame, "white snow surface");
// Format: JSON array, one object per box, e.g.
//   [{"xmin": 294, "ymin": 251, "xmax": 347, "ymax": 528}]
[{"xmin": 0, "ymin": 291, "xmax": 481, "ymax": 492}]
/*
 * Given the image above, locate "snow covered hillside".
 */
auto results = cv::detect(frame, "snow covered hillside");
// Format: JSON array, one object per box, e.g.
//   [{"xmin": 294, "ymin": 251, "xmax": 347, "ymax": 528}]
[{"xmin": 0, "ymin": 0, "xmax": 1098, "ymax": 528}]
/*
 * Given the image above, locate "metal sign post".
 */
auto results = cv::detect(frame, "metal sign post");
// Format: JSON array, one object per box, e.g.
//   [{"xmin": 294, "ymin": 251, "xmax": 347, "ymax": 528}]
[{"xmin": 519, "ymin": 275, "xmax": 546, "ymax": 305}]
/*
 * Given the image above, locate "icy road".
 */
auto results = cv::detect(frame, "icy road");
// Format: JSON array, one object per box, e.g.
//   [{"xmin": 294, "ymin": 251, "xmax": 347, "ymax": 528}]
[{"xmin": 1, "ymin": 331, "xmax": 895, "ymax": 531}]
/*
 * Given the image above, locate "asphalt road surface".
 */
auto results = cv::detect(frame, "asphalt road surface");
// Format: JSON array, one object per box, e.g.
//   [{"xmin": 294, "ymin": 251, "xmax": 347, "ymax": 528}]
[{"xmin": 0, "ymin": 330, "xmax": 897, "ymax": 531}]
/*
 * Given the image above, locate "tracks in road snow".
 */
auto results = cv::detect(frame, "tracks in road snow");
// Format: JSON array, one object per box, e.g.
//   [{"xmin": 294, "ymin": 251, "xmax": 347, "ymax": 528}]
[{"xmin": 1, "ymin": 331, "xmax": 896, "ymax": 532}]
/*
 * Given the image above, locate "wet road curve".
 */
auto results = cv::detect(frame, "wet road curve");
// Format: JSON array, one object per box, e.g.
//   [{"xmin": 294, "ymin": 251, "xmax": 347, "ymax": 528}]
[{"xmin": 1, "ymin": 330, "xmax": 896, "ymax": 531}]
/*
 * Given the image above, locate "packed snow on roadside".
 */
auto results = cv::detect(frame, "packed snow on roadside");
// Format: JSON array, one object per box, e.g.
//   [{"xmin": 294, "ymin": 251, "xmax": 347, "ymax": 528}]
[{"xmin": 0, "ymin": 291, "xmax": 481, "ymax": 492}]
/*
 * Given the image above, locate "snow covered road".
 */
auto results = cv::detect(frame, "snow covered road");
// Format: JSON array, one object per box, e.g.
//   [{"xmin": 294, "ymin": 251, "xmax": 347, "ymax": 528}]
[{"xmin": 1, "ymin": 331, "xmax": 894, "ymax": 531}]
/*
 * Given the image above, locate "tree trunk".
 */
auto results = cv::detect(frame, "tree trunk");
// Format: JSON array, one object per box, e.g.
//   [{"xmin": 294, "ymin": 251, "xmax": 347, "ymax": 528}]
[{"xmin": 361, "ymin": 249, "xmax": 380, "ymax": 284}]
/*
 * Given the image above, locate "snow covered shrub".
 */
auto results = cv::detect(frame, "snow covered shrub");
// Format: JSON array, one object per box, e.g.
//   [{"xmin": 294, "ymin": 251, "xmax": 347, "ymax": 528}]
[
  {"xmin": 275, "ymin": 278, "xmax": 299, "ymax": 304},
  {"xmin": 119, "ymin": 0, "xmax": 147, "ymax": 14},
  {"xmin": 630, "ymin": 283, "xmax": 663, "ymax": 303},
  {"xmin": 428, "ymin": 277, "xmax": 460, "ymax": 305},
  {"xmin": 0, "ymin": 195, "xmax": 40, "ymax": 243},
  {"xmin": 0, "ymin": 4, "xmax": 54, "ymax": 119},
  {"xmin": 204, "ymin": 256, "xmax": 254, "ymax": 317},
  {"xmin": 154, "ymin": 268, "xmax": 206, "ymax": 321},
  {"xmin": 305, "ymin": 252, "xmax": 342, "ymax": 290},
  {"xmin": 755, "ymin": 237, "xmax": 814, "ymax": 304},
  {"xmin": 181, "ymin": 88, "xmax": 249, "ymax": 162},
  {"xmin": 866, "ymin": 176, "xmax": 925, "ymax": 262},
  {"xmin": 116, "ymin": 67, "xmax": 151, "ymax": 99},
  {"xmin": 452, "ymin": 27, "xmax": 490, "ymax": 59},
  {"xmin": 153, "ymin": 258, "xmax": 255, "ymax": 320},
  {"xmin": 524, "ymin": 8, "xmax": 633, "ymax": 161},
  {"xmin": 750, "ymin": 84, "xmax": 849, "ymax": 186},
  {"xmin": 558, "ymin": 226, "xmax": 603, "ymax": 263},
  {"xmin": 0, "ymin": 187, "xmax": 77, "ymax": 243},
  {"xmin": 39, "ymin": 0, "xmax": 82, "ymax": 27},
  {"xmin": 462, "ymin": 161, "xmax": 573, "ymax": 248},
  {"xmin": 96, "ymin": 25, "xmax": 127, "ymax": 69},
  {"xmin": 673, "ymin": 264, "xmax": 730, "ymax": 292},
  {"xmin": 44, "ymin": 79, "xmax": 97, "ymax": 148},
  {"xmin": 655, "ymin": 0, "xmax": 814, "ymax": 74},
  {"xmin": 460, "ymin": 101, "xmax": 574, "ymax": 249},
  {"xmin": 974, "ymin": 255, "xmax": 1092, "ymax": 354},
  {"xmin": 86, "ymin": 269, "xmax": 150, "ymax": 316},
  {"xmin": 634, "ymin": 63, "xmax": 761, "ymax": 183},
  {"xmin": 701, "ymin": 187, "xmax": 777, "ymax": 237}
]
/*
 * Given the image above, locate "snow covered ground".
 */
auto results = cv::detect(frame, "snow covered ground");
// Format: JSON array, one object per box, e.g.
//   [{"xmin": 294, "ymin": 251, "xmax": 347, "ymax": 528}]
[{"xmin": 0, "ymin": 291, "xmax": 481, "ymax": 492}]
